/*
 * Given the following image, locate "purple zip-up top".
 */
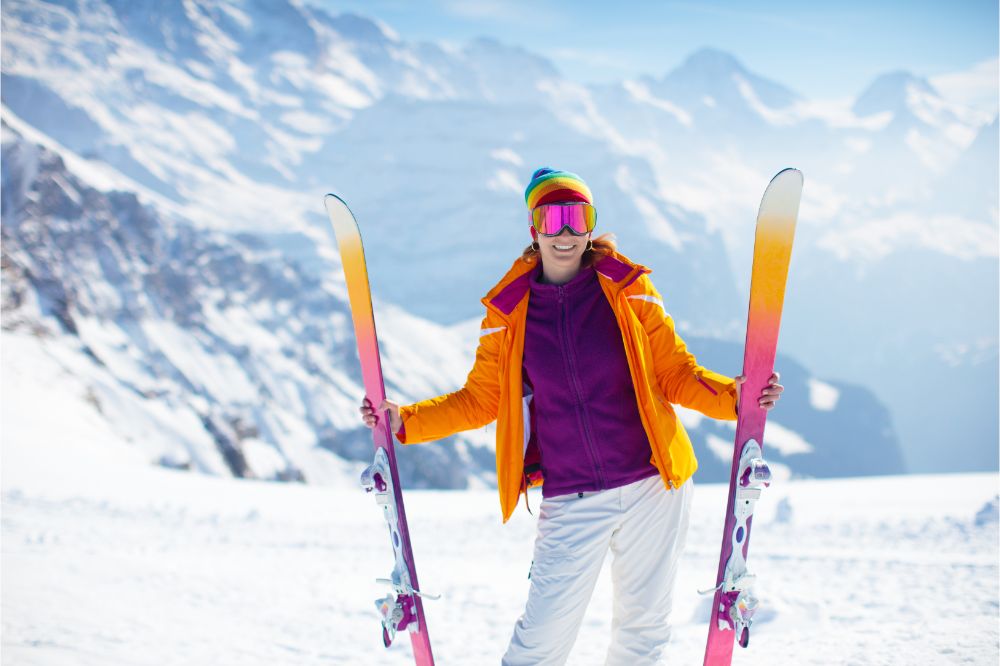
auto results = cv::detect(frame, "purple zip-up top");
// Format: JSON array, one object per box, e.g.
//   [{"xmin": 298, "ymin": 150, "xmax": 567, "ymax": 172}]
[{"xmin": 523, "ymin": 262, "xmax": 659, "ymax": 498}]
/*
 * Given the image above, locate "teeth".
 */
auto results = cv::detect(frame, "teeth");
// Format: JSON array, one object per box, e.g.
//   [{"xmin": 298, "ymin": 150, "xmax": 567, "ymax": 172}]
[{"xmin": 554, "ymin": 245, "xmax": 574, "ymax": 250}]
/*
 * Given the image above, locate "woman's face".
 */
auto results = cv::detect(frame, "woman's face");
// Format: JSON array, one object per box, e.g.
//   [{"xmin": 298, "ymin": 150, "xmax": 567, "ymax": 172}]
[{"xmin": 535, "ymin": 227, "xmax": 591, "ymax": 268}]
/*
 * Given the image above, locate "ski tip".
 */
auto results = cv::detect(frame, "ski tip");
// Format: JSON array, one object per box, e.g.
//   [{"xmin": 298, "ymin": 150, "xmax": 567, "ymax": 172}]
[
  {"xmin": 756, "ymin": 168, "xmax": 804, "ymax": 226},
  {"xmin": 324, "ymin": 193, "xmax": 360, "ymax": 224},
  {"xmin": 324, "ymin": 192, "xmax": 347, "ymax": 207},
  {"xmin": 323, "ymin": 193, "xmax": 364, "ymax": 242},
  {"xmin": 770, "ymin": 168, "xmax": 804, "ymax": 187}
]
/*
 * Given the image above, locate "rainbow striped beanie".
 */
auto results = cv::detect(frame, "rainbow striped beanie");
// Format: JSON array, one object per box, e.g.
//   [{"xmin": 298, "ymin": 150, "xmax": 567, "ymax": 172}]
[{"xmin": 524, "ymin": 167, "xmax": 593, "ymax": 210}]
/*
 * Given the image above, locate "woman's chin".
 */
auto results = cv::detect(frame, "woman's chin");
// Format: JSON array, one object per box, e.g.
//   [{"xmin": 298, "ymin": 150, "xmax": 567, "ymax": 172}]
[{"xmin": 544, "ymin": 250, "xmax": 582, "ymax": 264}]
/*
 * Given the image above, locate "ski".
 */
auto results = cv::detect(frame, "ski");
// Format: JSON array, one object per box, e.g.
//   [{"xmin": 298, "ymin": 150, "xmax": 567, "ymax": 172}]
[
  {"xmin": 324, "ymin": 194, "xmax": 435, "ymax": 666},
  {"xmin": 702, "ymin": 168, "xmax": 803, "ymax": 665}
]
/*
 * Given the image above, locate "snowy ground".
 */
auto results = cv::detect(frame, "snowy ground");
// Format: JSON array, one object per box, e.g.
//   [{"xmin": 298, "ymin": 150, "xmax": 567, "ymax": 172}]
[{"xmin": 3, "ymin": 340, "xmax": 999, "ymax": 664}]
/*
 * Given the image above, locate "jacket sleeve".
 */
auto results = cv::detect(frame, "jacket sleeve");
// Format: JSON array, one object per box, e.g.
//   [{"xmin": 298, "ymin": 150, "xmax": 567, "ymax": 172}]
[
  {"xmin": 628, "ymin": 274, "xmax": 739, "ymax": 421},
  {"xmin": 396, "ymin": 312, "xmax": 504, "ymax": 444}
]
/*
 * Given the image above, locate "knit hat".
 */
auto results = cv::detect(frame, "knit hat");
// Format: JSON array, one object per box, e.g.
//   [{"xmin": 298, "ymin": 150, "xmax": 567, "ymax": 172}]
[{"xmin": 524, "ymin": 168, "xmax": 593, "ymax": 210}]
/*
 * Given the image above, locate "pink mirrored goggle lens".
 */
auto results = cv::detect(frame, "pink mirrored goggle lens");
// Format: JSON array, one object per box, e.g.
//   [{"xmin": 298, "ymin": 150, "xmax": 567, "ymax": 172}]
[{"xmin": 530, "ymin": 203, "xmax": 597, "ymax": 236}]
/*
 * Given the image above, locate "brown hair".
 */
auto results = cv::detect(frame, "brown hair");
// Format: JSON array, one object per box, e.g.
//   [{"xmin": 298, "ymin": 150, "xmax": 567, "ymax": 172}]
[{"xmin": 521, "ymin": 233, "xmax": 618, "ymax": 267}]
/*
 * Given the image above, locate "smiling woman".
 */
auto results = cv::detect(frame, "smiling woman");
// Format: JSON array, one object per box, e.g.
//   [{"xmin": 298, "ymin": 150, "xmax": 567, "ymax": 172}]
[
  {"xmin": 519, "ymin": 168, "xmax": 616, "ymax": 281},
  {"xmin": 359, "ymin": 166, "xmax": 784, "ymax": 664}
]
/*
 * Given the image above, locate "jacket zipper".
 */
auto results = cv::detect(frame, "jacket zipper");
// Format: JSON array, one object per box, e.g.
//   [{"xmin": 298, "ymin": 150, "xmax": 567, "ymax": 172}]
[
  {"xmin": 695, "ymin": 374, "xmax": 719, "ymax": 395},
  {"xmin": 558, "ymin": 285, "xmax": 608, "ymax": 490}
]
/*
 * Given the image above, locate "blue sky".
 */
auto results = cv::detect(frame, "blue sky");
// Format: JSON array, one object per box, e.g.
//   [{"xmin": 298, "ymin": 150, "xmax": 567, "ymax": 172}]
[{"xmin": 312, "ymin": 0, "xmax": 999, "ymax": 108}]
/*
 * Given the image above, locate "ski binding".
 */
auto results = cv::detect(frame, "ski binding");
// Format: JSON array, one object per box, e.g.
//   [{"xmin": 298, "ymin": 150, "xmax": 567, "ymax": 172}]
[
  {"xmin": 362, "ymin": 448, "xmax": 439, "ymax": 647},
  {"xmin": 716, "ymin": 438, "xmax": 771, "ymax": 648}
]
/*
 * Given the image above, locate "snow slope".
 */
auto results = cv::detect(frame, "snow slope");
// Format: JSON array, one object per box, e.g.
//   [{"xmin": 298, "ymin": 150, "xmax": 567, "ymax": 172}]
[{"xmin": 3, "ymin": 332, "xmax": 998, "ymax": 665}]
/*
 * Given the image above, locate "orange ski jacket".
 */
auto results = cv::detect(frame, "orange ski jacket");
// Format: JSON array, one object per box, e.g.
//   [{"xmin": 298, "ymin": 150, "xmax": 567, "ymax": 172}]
[{"xmin": 397, "ymin": 251, "xmax": 738, "ymax": 523}]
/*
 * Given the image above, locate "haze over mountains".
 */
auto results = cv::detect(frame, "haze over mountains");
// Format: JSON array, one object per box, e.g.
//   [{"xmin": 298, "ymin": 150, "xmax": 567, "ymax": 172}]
[{"xmin": 2, "ymin": 0, "xmax": 995, "ymax": 485}]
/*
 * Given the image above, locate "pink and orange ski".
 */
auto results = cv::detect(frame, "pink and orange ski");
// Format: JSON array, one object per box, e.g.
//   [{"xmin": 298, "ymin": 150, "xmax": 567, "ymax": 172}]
[
  {"xmin": 325, "ymin": 194, "xmax": 435, "ymax": 666},
  {"xmin": 703, "ymin": 168, "xmax": 803, "ymax": 665}
]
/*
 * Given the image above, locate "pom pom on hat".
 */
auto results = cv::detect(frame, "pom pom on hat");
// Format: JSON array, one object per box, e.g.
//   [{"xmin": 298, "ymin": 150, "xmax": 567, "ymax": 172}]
[{"xmin": 524, "ymin": 167, "xmax": 593, "ymax": 210}]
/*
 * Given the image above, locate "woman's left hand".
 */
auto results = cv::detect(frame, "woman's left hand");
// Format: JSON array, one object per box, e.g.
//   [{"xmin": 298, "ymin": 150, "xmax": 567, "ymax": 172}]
[{"xmin": 735, "ymin": 372, "xmax": 784, "ymax": 411}]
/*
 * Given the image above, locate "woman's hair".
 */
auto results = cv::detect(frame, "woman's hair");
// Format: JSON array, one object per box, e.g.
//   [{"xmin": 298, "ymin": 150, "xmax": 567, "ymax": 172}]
[{"xmin": 521, "ymin": 232, "xmax": 618, "ymax": 267}]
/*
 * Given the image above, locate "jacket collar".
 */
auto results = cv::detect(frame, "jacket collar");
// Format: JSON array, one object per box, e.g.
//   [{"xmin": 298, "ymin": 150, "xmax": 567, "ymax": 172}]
[{"xmin": 482, "ymin": 251, "xmax": 650, "ymax": 318}]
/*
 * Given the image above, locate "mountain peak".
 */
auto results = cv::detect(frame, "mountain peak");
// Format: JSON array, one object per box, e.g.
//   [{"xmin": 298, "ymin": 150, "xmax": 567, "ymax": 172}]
[
  {"xmin": 463, "ymin": 36, "xmax": 560, "ymax": 76},
  {"xmin": 656, "ymin": 46, "xmax": 799, "ymax": 111},
  {"xmin": 853, "ymin": 70, "xmax": 939, "ymax": 117},
  {"xmin": 675, "ymin": 47, "xmax": 746, "ymax": 76},
  {"xmin": 460, "ymin": 36, "xmax": 561, "ymax": 94}
]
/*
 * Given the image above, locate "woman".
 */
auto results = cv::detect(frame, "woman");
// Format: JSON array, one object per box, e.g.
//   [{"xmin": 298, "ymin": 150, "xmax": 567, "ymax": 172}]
[{"xmin": 360, "ymin": 168, "xmax": 783, "ymax": 665}]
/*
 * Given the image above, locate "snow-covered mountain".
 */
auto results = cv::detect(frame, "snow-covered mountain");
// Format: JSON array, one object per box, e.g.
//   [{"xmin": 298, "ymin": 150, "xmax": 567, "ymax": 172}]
[
  {"xmin": 647, "ymin": 47, "xmax": 803, "ymax": 127},
  {"xmin": 1, "ymin": 122, "xmax": 497, "ymax": 488},
  {"xmin": 3, "ymin": 124, "xmax": 897, "ymax": 485},
  {"xmin": 1, "ymin": 0, "xmax": 994, "ymax": 478}
]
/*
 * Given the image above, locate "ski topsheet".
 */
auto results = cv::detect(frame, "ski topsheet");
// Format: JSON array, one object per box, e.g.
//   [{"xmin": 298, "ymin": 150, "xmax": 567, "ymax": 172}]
[
  {"xmin": 324, "ymin": 194, "xmax": 435, "ymax": 666},
  {"xmin": 703, "ymin": 168, "xmax": 803, "ymax": 666}
]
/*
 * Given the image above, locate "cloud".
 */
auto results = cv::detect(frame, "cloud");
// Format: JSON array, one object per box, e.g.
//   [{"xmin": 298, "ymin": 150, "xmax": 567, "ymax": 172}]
[{"xmin": 930, "ymin": 57, "xmax": 999, "ymax": 116}]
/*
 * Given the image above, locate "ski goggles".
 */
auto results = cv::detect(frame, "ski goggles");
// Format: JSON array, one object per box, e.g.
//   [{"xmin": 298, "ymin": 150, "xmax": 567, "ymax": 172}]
[{"xmin": 529, "ymin": 203, "xmax": 597, "ymax": 236}]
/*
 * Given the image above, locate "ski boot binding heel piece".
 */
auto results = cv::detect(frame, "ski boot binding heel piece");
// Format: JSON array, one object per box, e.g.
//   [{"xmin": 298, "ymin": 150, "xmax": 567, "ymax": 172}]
[
  {"xmin": 718, "ymin": 438, "xmax": 771, "ymax": 648},
  {"xmin": 731, "ymin": 588, "xmax": 758, "ymax": 648},
  {"xmin": 374, "ymin": 590, "xmax": 417, "ymax": 647},
  {"xmin": 719, "ymin": 575, "xmax": 759, "ymax": 648}
]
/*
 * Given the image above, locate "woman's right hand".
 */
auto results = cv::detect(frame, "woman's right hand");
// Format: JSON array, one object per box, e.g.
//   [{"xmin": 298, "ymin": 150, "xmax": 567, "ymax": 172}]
[{"xmin": 359, "ymin": 397, "xmax": 402, "ymax": 434}]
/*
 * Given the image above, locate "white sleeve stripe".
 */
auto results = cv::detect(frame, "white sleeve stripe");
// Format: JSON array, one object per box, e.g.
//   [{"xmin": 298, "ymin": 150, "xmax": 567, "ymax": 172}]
[
  {"xmin": 627, "ymin": 294, "xmax": 668, "ymax": 317},
  {"xmin": 480, "ymin": 326, "xmax": 507, "ymax": 338}
]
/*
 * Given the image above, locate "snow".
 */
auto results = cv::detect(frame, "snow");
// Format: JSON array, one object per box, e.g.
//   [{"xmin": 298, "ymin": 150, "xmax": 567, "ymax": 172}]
[
  {"xmin": 489, "ymin": 147, "xmax": 523, "ymax": 167},
  {"xmin": 844, "ymin": 136, "xmax": 872, "ymax": 154},
  {"xmin": 240, "ymin": 437, "xmax": 291, "ymax": 479},
  {"xmin": 757, "ymin": 421, "xmax": 813, "ymax": 456},
  {"xmin": 905, "ymin": 81, "xmax": 992, "ymax": 140},
  {"xmin": 930, "ymin": 58, "xmax": 1000, "ymax": 116},
  {"xmin": 3, "ymin": 390, "xmax": 997, "ymax": 664},
  {"xmin": 734, "ymin": 74, "xmax": 791, "ymax": 126},
  {"xmin": 808, "ymin": 378, "xmax": 840, "ymax": 411},
  {"xmin": 487, "ymin": 168, "xmax": 521, "ymax": 194},
  {"xmin": 279, "ymin": 110, "xmax": 335, "ymax": 135},
  {"xmin": 933, "ymin": 338, "xmax": 999, "ymax": 368},
  {"xmin": 631, "ymin": 192, "xmax": 684, "ymax": 250},
  {"xmin": 621, "ymin": 80, "xmax": 694, "ymax": 127},
  {"xmin": 789, "ymin": 98, "xmax": 894, "ymax": 130},
  {"xmin": 905, "ymin": 127, "xmax": 945, "ymax": 170},
  {"xmin": 2, "ymin": 331, "xmax": 999, "ymax": 664},
  {"xmin": 818, "ymin": 211, "xmax": 1000, "ymax": 262},
  {"xmin": 705, "ymin": 432, "xmax": 733, "ymax": 463},
  {"xmin": 1, "ymin": 105, "xmax": 177, "ymax": 211}
]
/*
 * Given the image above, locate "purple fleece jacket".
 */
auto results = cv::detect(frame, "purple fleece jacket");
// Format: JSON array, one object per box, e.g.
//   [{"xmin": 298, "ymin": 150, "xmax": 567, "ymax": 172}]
[{"xmin": 523, "ymin": 263, "xmax": 659, "ymax": 498}]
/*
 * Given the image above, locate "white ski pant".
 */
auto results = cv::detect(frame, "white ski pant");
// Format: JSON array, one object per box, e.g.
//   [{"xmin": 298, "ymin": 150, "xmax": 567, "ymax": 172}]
[{"xmin": 502, "ymin": 474, "xmax": 693, "ymax": 666}]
